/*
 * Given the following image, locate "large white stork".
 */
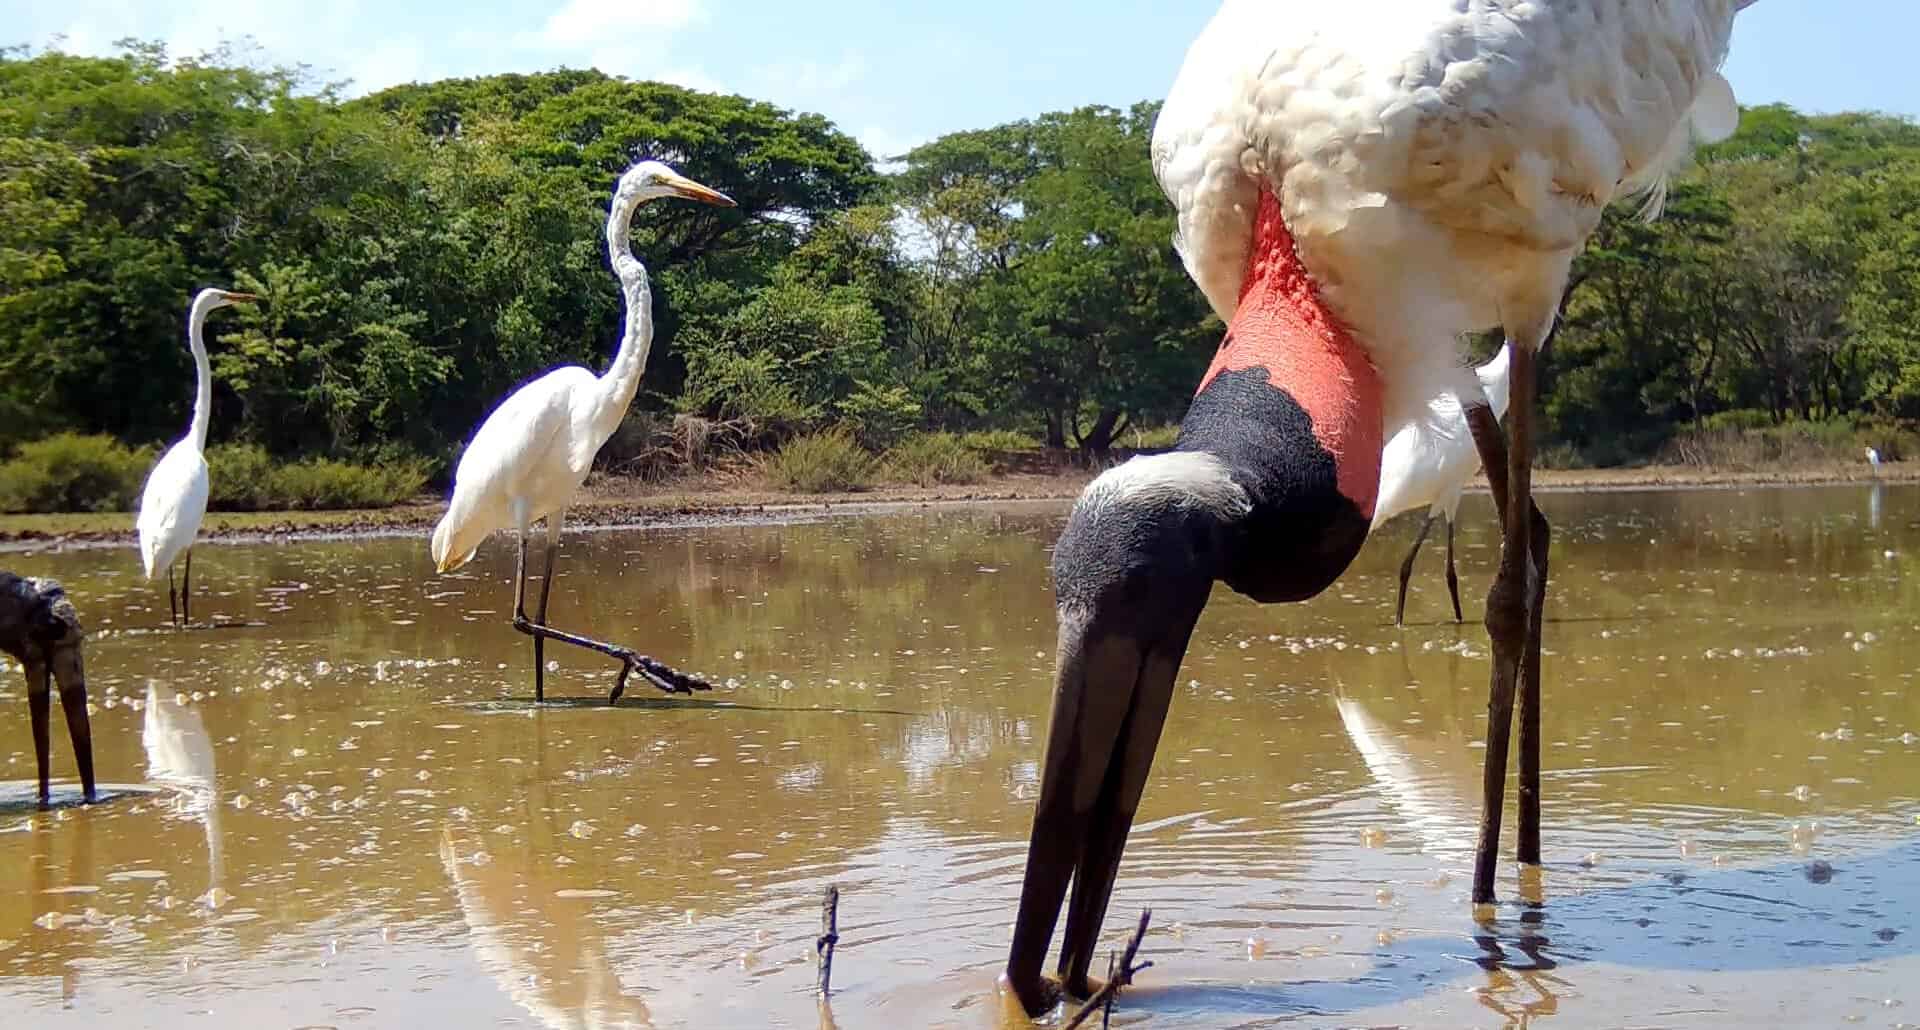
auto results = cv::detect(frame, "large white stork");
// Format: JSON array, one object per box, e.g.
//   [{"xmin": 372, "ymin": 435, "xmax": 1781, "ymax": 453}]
[{"xmin": 1005, "ymin": 0, "xmax": 1752, "ymax": 1012}]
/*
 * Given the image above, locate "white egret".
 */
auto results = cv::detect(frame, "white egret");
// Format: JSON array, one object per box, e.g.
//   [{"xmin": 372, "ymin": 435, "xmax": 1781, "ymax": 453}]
[
  {"xmin": 430, "ymin": 160, "xmax": 733, "ymax": 703},
  {"xmin": 136, "ymin": 288, "xmax": 256, "ymax": 627}
]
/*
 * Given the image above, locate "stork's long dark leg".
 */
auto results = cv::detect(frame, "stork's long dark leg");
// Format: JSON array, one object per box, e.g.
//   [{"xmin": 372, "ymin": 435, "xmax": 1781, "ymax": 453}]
[
  {"xmin": 1395, "ymin": 512, "xmax": 1436, "ymax": 626},
  {"xmin": 1445, "ymin": 515, "xmax": 1464, "ymax": 623},
  {"xmin": 1518, "ymin": 501, "xmax": 1549, "ymax": 867},
  {"xmin": 510, "ymin": 515, "xmax": 712, "ymax": 702},
  {"xmin": 182, "ymin": 549, "xmax": 192, "ymax": 627},
  {"xmin": 168, "ymin": 567, "xmax": 179, "ymax": 628},
  {"xmin": 29, "ymin": 671, "xmax": 52, "ymax": 806},
  {"xmin": 1466, "ymin": 344, "xmax": 1551, "ymax": 903}
]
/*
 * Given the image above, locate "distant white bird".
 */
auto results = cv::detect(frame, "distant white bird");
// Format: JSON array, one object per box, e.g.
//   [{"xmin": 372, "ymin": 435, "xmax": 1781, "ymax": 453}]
[
  {"xmin": 430, "ymin": 160, "xmax": 732, "ymax": 704},
  {"xmin": 1374, "ymin": 345, "xmax": 1512, "ymax": 625},
  {"xmin": 136, "ymin": 288, "xmax": 256, "ymax": 627},
  {"xmin": 1866, "ymin": 447, "xmax": 1882, "ymax": 472},
  {"xmin": 1005, "ymin": 1, "xmax": 1755, "ymax": 1008}
]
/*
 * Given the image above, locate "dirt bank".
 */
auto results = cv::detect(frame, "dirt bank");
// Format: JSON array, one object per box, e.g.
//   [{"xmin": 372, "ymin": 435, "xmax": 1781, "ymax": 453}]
[{"xmin": 1, "ymin": 461, "xmax": 1908, "ymax": 550}]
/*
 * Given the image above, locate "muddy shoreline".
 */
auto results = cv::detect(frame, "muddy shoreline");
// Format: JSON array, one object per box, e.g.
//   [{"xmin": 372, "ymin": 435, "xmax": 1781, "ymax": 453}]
[{"xmin": 0, "ymin": 462, "xmax": 1907, "ymax": 551}]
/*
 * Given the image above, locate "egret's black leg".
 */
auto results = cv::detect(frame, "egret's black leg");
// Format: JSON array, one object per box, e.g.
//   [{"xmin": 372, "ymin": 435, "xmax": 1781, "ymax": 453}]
[
  {"xmin": 182, "ymin": 550, "xmax": 192, "ymax": 627},
  {"xmin": 507, "ymin": 531, "xmax": 544, "ymax": 702},
  {"xmin": 168, "ymin": 567, "xmax": 179, "ymax": 628},
  {"xmin": 534, "ymin": 529, "xmax": 558, "ymax": 704},
  {"xmin": 1445, "ymin": 515, "xmax": 1464, "ymax": 623},
  {"xmin": 1395, "ymin": 512, "xmax": 1436, "ymax": 626},
  {"xmin": 506, "ymin": 518, "xmax": 712, "ymax": 702}
]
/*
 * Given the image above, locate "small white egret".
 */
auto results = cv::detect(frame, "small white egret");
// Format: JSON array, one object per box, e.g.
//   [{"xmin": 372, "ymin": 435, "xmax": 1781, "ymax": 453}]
[
  {"xmin": 430, "ymin": 160, "xmax": 733, "ymax": 703},
  {"xmin": 136, "ymin": 288, "xmax": 257, "ymax": 627},
  {"xmin": 1374, "ymin": 345, "xmax": 1512, "ymax": 625},
  {"xmin": 1866, "ymin": 446, "xmax": 1882, "ymax": 472}
]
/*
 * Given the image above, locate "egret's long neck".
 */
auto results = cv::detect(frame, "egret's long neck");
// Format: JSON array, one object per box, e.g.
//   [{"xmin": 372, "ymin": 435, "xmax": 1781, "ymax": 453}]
[
  {"xmin": 186, "ymin": 300, "xmax": 214, "ymax": 451},
  {"xmin": 599, "ymin": 192, "xmax": 653, "ymax": 415}
]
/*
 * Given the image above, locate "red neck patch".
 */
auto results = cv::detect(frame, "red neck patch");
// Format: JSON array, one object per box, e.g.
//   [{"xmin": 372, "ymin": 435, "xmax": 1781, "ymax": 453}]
[{"xmin": 1196, "ymin": 189, "xmax": 1382, "ymax": 518}]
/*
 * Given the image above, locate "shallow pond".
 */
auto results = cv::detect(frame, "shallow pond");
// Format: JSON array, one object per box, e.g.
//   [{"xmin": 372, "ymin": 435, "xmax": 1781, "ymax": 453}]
[{"xmin": 2, "ymin": 485, "xmax": 1917, "ymax": 1028}]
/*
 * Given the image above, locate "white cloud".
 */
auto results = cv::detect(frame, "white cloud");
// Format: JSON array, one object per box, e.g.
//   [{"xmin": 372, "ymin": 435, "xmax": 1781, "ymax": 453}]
[
  {"xmin": 537, "ymin": 0, "xmax": 703, "ymax": 48},
  {"xmin": 855, "ymin": 125, "xmax": 924, "ymax": 165}
]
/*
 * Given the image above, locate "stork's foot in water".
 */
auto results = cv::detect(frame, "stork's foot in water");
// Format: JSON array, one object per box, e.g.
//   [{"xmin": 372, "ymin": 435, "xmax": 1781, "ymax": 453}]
[
  {"xmin": 996, "ymin": 972, "xmax": 1084, "ymax": 1020},
  {"xmin": 509, "ymin": 615, "xmax": 712, "ymax": 702}
]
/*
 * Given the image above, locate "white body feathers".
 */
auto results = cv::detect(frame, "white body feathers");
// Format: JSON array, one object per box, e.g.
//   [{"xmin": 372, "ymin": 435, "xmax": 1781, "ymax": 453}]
[
  {"xmin": 1152, "ymin": 0, "xmax": 1746, "ymax": 476},
  {"xmin": 137, "ymin": 440, "xmax": 211, "ymax": 579},
  {"xmin": 430, "ymin": 364, "xmax": 631, "ymax": 572},
  {"xmin": 1372, "ymin": 344, "xmax": 1511, "ymax": 531}
]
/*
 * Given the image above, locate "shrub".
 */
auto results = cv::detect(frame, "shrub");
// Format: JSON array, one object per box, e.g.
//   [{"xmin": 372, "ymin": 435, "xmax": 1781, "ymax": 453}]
[
  {"xmin": 836, "ymin": 380, "xmax": 922, "ymax": 449},
  {"xmin": 956, "ymin": 429, "xmax": 1039, "ymax": 455},
  {"xmin": 765, "ymin": 430, "xmax": 873, "ymax": 493},
  {"xmin": 263, "ymin": 457, "xmax": 430, "ymax": 510},
  {"xmin": 0, "ymin": 433, "xmax": 152, "ymax": 513},
  {"xmin": 1658, "ymin": 418, "xmax": 1887, "ymax": 469},
  {"xmin": 883, "ymin": 432, "xmax": 990, "ymax": 486},
  {"xmin": 1699, "ymin": 408, "xmax": 1778, "ymax": 432},
  {"xmin": 206, "ymin": 443, "xmax": 278, "ymax": 510},
  {"xmin": 1121, "ymin": 424, "xmax": 1181, "ymax": 450},
  {"xmin": 1535, "ymin": 441, "xmax": 1593, "ymax": 470},
  {"xmin": 210, "ymin": 443, "xmax": 427, "ymax": 510}
]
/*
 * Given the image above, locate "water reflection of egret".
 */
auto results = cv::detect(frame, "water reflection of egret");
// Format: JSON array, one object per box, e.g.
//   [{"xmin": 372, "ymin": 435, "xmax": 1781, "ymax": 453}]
[
  {"xmin": 141, "ymin": 682, "xmax": 221, "ymax": 888},
  {"xmin": 439, "ymin": 823, "xmax": 654, "ymax": 1030},
  {"xmin": 1334, "ymin": 694, "xmax": 1477, "ymax": 861}
]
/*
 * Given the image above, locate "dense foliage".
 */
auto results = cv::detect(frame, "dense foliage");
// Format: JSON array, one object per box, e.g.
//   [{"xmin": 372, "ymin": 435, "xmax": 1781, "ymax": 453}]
[{"xmin": 4, "ymin": 43, "xmax": 1918, "ymax": 506}]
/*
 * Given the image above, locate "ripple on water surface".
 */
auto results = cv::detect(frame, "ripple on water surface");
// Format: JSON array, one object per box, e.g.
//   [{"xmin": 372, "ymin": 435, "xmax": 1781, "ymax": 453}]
[{"xmin": 1, "ymin": 487, "xmax": 1917, "ymax": 1027}]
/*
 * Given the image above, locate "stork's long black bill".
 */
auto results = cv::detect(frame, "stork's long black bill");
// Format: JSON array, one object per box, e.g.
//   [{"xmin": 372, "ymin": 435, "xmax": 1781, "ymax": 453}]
[{"xmin": 1005, "ymin": 585, "xmax": 1209, "ymax": 1013}]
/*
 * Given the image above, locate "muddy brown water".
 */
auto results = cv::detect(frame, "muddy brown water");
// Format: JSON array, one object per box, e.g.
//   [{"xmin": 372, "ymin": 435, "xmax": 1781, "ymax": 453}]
[{"xmin": 2, "ymin": 485, "xmax": 1917, "ymax": 1028}]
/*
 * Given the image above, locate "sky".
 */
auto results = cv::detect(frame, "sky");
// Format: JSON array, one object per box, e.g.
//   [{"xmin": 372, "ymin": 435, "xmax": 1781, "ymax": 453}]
[{"xmin": 7, "ymin": 1, "xmax": 1916, "ymax": 163}]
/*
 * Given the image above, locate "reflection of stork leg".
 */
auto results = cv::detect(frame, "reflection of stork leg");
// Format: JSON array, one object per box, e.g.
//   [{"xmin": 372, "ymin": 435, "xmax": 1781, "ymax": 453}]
[
  {"xmin": 1395, "ymin": 513, "xmax": 1436, "ymax": 626},
  {"xmin": 509, "ymin": 517, "xmax": 712, "ymax": 703}
]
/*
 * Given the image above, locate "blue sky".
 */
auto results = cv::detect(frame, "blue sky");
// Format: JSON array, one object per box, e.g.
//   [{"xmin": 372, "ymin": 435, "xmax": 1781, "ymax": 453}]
[{"xmin": 7, "ymin": 1, "xmax": 1915, "ymax": 162}]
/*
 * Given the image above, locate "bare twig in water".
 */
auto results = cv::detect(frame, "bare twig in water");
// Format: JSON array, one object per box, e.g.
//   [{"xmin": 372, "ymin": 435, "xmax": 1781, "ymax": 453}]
[
  {"xmin": 1102, "ymin": 952, "xmax": 1119, "ymax": 1028},
  {"xmin": 816, "ymin": 884, "xmax": 840, "ymax": 997},
  {"xmin": 1063, "ymin": 909, "xmax": 1154, "ymax": 1030}
]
